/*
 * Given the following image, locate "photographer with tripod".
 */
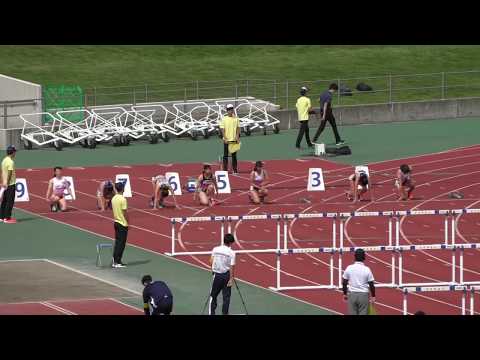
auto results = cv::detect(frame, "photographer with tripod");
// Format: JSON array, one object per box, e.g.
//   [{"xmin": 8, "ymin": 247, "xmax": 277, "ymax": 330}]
[{"xmin": 207, "ymin": 233, "xmax": 236, "ymax": 315}]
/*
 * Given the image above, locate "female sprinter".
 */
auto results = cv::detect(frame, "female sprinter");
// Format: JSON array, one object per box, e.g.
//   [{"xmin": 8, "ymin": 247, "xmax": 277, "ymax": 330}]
[
  {"xmin": 396, "ymin": 164, "xmax": 415, "ymax": 201},
  {"xmin": 45, "ymin": 167, "xmax": 72, "ymax": 212},
  {"xmin": 249, "ymin": 161, "xmax": 269, "ymax": 204},
  {"xmin": 346, "ymin": 168, "xmax": 369, "ymax": 203},
  {"xmin": 194, "ymin": 164, "xmax": 218, "ymax": 206},
  {"xmin": 96, "ymin": 180, "xmax": 115, "ymax": 211},
  {"xmin": 151, "ymin": 174, "xmax": 177, "ymax": 209}
]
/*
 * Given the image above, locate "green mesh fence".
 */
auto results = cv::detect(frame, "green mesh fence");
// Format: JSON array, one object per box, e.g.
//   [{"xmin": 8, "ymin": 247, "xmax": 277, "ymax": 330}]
[{"xmin": 43, "ymin": 85, "xmax": 85, "ymax": 124}]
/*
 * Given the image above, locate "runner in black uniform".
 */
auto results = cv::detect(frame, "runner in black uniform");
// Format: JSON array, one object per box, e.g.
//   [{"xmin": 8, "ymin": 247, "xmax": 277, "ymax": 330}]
[{"xmin": 194, "ymin": 165, "xmax": 218, "ymax": 206}]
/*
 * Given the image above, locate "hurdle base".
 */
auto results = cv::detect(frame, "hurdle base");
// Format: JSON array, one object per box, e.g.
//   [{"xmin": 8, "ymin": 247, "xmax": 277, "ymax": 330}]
[
  {"xmin": 164, "ymin": 252, "xmax": 175, "ymax": 257},
  {"xmin": 269, "ymin": 285, "xmax": 337, "ymax": 291}
]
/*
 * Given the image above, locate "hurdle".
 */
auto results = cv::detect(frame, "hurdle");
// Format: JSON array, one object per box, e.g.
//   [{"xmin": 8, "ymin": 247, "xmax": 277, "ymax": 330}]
[
  {"xmin": 400, "ymin": 285, "xmax": 480, "ymax": 315},
  {"xmin": 166, "ymin": 213, "xmax": 284, "ymax": 257}
]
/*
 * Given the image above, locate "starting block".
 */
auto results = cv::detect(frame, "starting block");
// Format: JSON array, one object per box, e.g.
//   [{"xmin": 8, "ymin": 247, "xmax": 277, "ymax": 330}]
[
  {"xmin": 96, "ymin": 243, "xmax": 113, "ymax": 267},
  {"xmin": 314, "ymin": 143, "xmax": 326, "ymax": 156}
]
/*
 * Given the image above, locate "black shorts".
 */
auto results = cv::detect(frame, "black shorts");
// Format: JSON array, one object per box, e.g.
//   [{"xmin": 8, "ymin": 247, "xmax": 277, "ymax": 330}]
[{"xmin": 151, "ymin": 299, "xmax": 173, "ymax": 315}]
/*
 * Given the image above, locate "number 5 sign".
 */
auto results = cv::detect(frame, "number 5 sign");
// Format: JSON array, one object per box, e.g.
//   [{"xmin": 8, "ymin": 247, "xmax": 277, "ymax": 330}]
[
  {"xmin": 307, "ymin": 168, "xmax": 325, "ymax": 191},
  {"xmin": 15, "ymin": 178, "xmax": 30, "ymax": 202},
  {"xmin": 214, "ymin": 171, "xmax": 231, "ymax": 194}
]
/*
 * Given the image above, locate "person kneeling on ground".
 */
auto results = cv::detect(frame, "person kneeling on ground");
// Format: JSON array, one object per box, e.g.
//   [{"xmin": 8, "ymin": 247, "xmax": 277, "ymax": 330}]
[
  {"xmin": 45, "ymin": 167, "xmax": 72, "ymax": 212},
  {"xmin": 150, "ymin": 174, "xmax": 177, "ymax": 209},
  {"xmin": 194, "ymin": 164, "xmax": 218, "ymax": 206},
  {"xmin": 97, "ymin": 180, "xmax": 115, "ymax": 211},
  {"xmin": 396, "ymin": 164, "xmax": 415, "ymax": 201},
  {"xmin": 249, "ymin": 161, "xmax": 270, "ymax": 204},
  {"xmin": 346, "ymin": 169, "xmax": 369, "ymax": 203},
  {"xmin": 142, "ymin": 274, "xmax": 173, "ymax": 315}
]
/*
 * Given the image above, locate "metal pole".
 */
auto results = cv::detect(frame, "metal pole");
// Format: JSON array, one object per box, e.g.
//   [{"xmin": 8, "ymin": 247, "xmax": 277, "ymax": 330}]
[
  {"xmin": 395, "ymin": 216, "xmax": 400, "ymax": 247},
  {"xmin": 221, "ymin": 221, "xmax": 225, "ymax": 244},
  {"xmin": 332, "ymin": 218, "xmax": 337, "ymax": 249},
  {"xmin": 228, "ymin": 219, "xmax": 232, "ymax": 234},
  {"xmin": 460, "ymin": 247, "xmax": 464, "ymax": 284},
  {"xmin": 441, "ymin": 72, "xmax": 445, "ymax": 100},
  {"xmin": 389, "ymin": 74, "xmax": 393, "ymax": 104},
  {"xmin": 283, "ymin": 219, "xmax": 288, "ymax": 250},
  {"xmin": 389, "ymin": 218, "xmax": 395, "ymax": 285},
  {"xmin": 276, "ymin": 219, "xmax": 280, "ymax": 250},
  {"xmin": 462, "ymin": 288, "xmax": 466, "ymax": 315},
  {"xmin": 445, "ymin": 215, "xmax": 449, "ymax": 245},
  {"xmin": 338, "ymin": 219, "xmax": 344, "ymax": 287},
  {"xmin": 471, "ymin": 288, "xmax": 475, "ymax": 315},
  {"xmin": 273, "ymin": 80, "xmax": 277, "ymax": 105},
  {"xmin": 337, "ymin": 78, "xmax": 341, "ymax": 106},
  {"xmin": 171, "ymin": 221, "xmax": 176, "ymax": 255},
  {"xmin": 451, "ymin": 216, "xmax": 456, "ymax": 246},
  {"xmin": 452, "ymin": 248, "xmax": 456, "ymax": 283},
  {"xmin": 403, "ymin": 289, "xmax": 408, "ymax": 315},
  {"xmin": 329, "ymin": 253, "xmax": 334, "ymax": 287},
  {"xmin": 399, "ymin": 250, "xmax": 403, "ymax": 286},
  {"xmin": 276, "ymin": 252, "xmax": 281, "ymax": 289}
]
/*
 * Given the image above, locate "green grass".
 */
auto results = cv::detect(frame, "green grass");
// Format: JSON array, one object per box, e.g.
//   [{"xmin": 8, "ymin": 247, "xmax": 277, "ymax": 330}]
[{"xmin": 2, "ymin": 45, "xmax": 480, "ymax": 107}]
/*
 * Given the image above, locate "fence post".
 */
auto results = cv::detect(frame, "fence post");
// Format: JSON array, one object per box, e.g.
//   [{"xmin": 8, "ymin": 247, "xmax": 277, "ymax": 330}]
[
  {"xmin": 286, "ymin": 80, "xmax": 291, "ymax": 129},
  {"xmin": 145, "ymin": 84, "xmax": 148, "ymax": 103},
  {"xmin": 273, "ymin": 80, "xmax": 277, "ymax": 105},
  {"xmin": 442, "ymin": 72, "xmax": 446, "ymax": 100},
  {"xmin": 337, "ymin": 78, "xmax": 341, "ymax": 106},
  {"xmin": 389, "ymin": 74, "xmax": 393, "ymax": 104}
]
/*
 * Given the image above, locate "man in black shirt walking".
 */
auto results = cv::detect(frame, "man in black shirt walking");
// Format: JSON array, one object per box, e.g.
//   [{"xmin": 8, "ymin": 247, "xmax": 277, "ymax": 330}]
[
  {"xmin": 142, "ymin": 275, "xmax": 173, "ymax": 315},
  {"xmin": 313, "ymin": 83, "xmax": 345, "ymax": 146}
]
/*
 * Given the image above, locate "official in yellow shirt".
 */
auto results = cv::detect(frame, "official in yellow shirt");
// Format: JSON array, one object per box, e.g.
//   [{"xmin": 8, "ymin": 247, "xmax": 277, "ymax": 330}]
[
  {"xmin": 220, "ymin": 104, "xmax": 240, "ymax": 173},
  {"xmin": 295, "ymin": 86, "xmax": 314, "ymax": 149},
  {"xmin": 111, "ymin": 182, "xmax": 129, "ymax": 268},
  {"xmin": 1, "ymin": 145, "xmax": 17, "ymax": 223}
]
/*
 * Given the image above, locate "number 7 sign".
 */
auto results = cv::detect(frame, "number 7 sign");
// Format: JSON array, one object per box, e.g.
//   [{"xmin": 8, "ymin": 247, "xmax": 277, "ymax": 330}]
[{"xmin": 307, "ymin": 168, "xmax": 325, "ymax": 191}]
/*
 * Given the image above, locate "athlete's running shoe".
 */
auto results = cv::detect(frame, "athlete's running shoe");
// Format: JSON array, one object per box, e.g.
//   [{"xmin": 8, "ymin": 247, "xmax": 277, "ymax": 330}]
[
  {"xmin": 3, "ymin": 218, "xmax": 17, "ymax": 224},
  {"xmin": 336, "ymin": 140, "xmax": 346, "ymax": 146},
  {"xmin": 112, "ymin": 262, "xmax": 126, "ymax": 268}
]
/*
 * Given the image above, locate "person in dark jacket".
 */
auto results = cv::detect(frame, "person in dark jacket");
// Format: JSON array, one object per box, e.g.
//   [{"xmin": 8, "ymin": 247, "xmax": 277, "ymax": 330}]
[{"xmin": 142, "ymin": 275, "xmax": 173, "ymax": 315}]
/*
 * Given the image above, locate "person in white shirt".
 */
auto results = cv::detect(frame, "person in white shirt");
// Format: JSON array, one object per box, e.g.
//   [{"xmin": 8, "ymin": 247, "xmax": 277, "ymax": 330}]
[
  {"xmin": 342, "ymin": 248, "xmax": 376, "ymax": 315},
  {"xmin": 45, "ymin": 167, "xmax": 72, "ymax": 212},
  {"xmin": 208, "ymin": 234, "xmax": 236, "ymax": 315}
]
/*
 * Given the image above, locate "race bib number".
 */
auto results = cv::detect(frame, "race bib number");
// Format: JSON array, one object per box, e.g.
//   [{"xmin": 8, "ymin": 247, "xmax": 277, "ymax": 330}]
[
  {"xmin": 214, "ymin": 171, "xmax": 231, "ymax": 194},
  {"xmin": 115, "ymin": 174, "xmax": 132, "ymax": 198},
  {"xmin": 307, "ymin": 168, "xmax": 325, "ymax": 191},
  {"xmin": 63, "ymin": 176, "xmax": 76, "ymax": 200},
  {"xmin": 165, "ymin": 172, "xmax": 182, "ymax": 195},
  {"xmin": 15, "ymin": 178, "xmax": 30, "ymax": 202}
]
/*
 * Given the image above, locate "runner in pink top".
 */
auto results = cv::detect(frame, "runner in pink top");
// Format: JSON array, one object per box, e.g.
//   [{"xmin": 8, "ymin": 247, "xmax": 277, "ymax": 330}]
[{"xmin": 45, "ymin": 167, "xmax": 72, "ymax": 212}]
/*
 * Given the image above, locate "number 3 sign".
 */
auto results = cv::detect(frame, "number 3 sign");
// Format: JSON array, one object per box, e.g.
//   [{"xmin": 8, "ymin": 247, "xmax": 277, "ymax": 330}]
[{"xmin": 307, "ymin": 168, "xmax": 325, "ymax": 191}]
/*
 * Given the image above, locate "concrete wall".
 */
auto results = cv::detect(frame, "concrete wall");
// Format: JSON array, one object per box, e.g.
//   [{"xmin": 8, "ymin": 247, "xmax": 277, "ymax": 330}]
[
  {"xmin": 272, "ymin": 97, "xmax": 480, "ymax": 130},
  {"xmin": 0, "ymin": 74, "xmax": 43, "ymax": 149}
]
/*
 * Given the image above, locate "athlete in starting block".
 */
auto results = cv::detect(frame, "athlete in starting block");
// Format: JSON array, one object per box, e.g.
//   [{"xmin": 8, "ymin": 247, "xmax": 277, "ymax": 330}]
[
  {"xmin": 45, "ymin": 166, "xmax": 72, "ymax": 212},
  {"xmin": 346, "ymin": 168, "xmax": 369, "ymax": 203},
  {"xmin": 194, "ymin": 164, "xmax": 218, "ymax": 206},
  {"xmin": 97, "ymin": 180, "xmax": 115, "ymax": 211},
  {"xmin": 249, "ymin": 161, "xmax": 270, "ymax": 204},
  {"xmin": 151, "ymin": 175, "xmax": 177, "ymax": 209},
  {"xmin": 396, "ymin": 164, "xmax": 415, "ymax": 201}
]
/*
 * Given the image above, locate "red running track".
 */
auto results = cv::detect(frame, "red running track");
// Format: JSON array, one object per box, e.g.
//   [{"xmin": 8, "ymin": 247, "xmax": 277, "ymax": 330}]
[
  {"xmin": 0, "ymin": 298, "xmax": 142, "ymax": 315},
  {"xmin": 15, "ymin": 144, "xmax": 480, "ymax": 314}
]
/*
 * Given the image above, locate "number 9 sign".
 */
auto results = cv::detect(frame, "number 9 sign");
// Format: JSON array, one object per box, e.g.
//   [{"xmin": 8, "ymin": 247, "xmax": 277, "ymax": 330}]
[
  {"xmin": 307, "ymin": 168, "xmax": 325, "ymax": 191},
  {"xmin": 15, "ymin": 178, "xmax": 30, "ymax": 202}
]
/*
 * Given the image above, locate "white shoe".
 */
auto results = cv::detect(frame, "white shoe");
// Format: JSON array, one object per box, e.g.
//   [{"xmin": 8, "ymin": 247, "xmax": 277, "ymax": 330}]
[{"xmin": 112, "ymin": 262, "xmax": 126, "ymax": 268}]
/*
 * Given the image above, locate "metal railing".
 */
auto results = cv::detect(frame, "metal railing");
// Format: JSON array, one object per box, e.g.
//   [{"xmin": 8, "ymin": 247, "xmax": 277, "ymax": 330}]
[{"xmin": 77, "ymin": 70, "xmax": 480, "ymax": 110}]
